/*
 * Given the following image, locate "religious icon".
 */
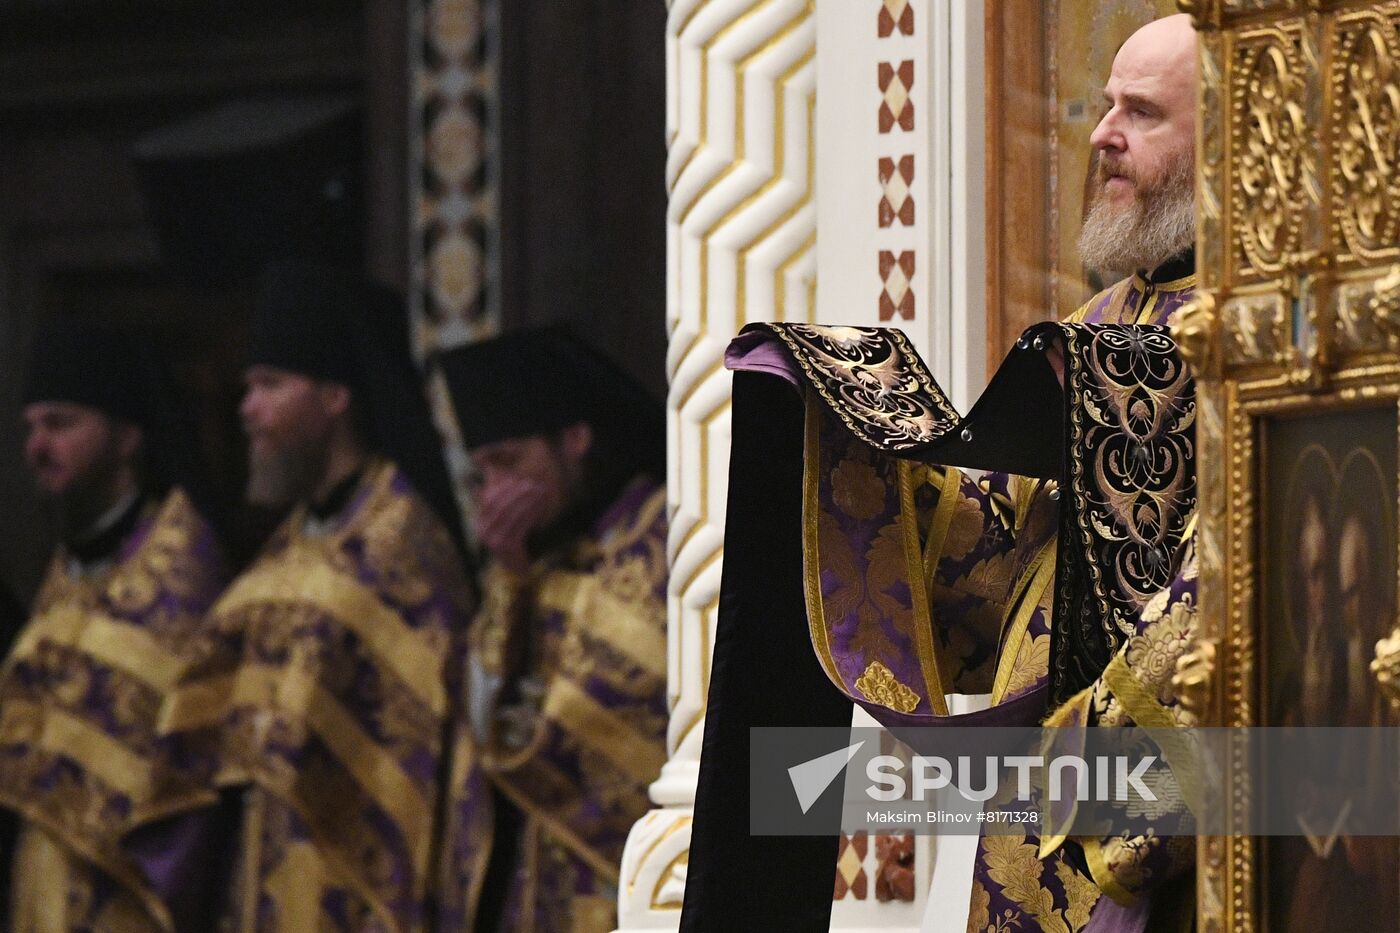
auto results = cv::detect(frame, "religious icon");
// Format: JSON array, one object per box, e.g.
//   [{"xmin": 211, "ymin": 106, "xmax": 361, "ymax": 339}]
[{"xmin": 1261, "ymin": 406, "xmax": 1400, "ymax": 931}]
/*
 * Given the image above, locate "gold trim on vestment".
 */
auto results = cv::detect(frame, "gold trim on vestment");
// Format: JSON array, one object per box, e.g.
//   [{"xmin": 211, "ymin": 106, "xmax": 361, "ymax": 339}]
[
  {"xmin": 211, "ymin": 552, "xmax": 448, "ymax": 716},
  {"xmin": 534, "ymin": 573, "xmax": 667, "ymax": 678},
  {"xmin": 1136, "ymin": 274, "xmax": 1195, "ymax": 325},
  {"xmin": 599, "ymin": 485, "xmax": 668, "ymax": 557},
  {"xmin": 1100, "ymin": 654, "xmax": 1172, "ymax": 726},
  {"xmin": 1106, "ymin": 280, "xmax": 1135, "ymax": 324},
  {"xmin": 8, "ymin": 605, "xmax": 186, "ymax": 693},
  {"xmin": 12, "ymin": 824, "xmax": 69, "ymax": 933},
  {"xmin": 264, "ymin": 841, "xmax": 325, "ymax": 932},
  {"xmin": 1044, "ymin": 652, "xmax": 1203, "ymax": 902},
  {"xmin": 802, "ymin": 401, "xmax": 848, "ymax": 693},
  {"xmin": 162, "ymin": 664, "xmax": 433, "ymax": 880},
  {"xmin": 0, "ymin": 701, "xmax": 152, "ymax": 802},
  {"xmin": 0, "ymin": 780, "xmax": 175, "ymax": 932},
  {"xmin": 1082, "ymin": 834, "xmax": 1139, "ymax": 907},
  {"xmin": 1012, "ymin": 477, "xmax": 1041, "ymax": 536},
  {"xmin": 304, "ymin": 680, "xmax": 435, "ymax": 869},
  {"xmin": 541, "ymin": 677, "xmax": 667, "ymax": 783},
  {"xmin": 920, "ymin": 465, "xmax": 965, "ymax": 593},
  {"xmin": 224, "ymin": 786, "xmax": 403, "ymax": 931},
  {"xmin": 990, "ymin": 540, "xmax": 1058, "ymax": 705},
  {"xmin": 1099, "ymin": 653, "xmax": 1206, "ymax": 814},
  {"xmin": 1151, "ymin": 272, "xmax": 1197, "ymax": 293},
  {"xmin": 237, "ymin": 788, "xmax": 263, "ymax": 933},
  {"xmin": 899, "ymin": 460, "xmax": 949, "ymax": 715},
  {"xmin": 489, "ymin": 776, "xmax": 622, "ymax": 885},
  {"xmin": 1134, "ymin": 289, "xmax": 1162, "ymax": 325},
  {"xmin": 439, "ymin": 727, "xmax": 491, "ymax": 933}
]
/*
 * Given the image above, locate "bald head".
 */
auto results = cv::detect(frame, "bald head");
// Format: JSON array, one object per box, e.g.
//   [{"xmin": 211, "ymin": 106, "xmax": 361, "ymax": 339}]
[
  {"xmin": 1079, "ymin": 14, "xmax": 1199, "ymax": 278},
  {"xmin": 1113, "ymin": 14, "xmax": 1198, "ymax": 115}
]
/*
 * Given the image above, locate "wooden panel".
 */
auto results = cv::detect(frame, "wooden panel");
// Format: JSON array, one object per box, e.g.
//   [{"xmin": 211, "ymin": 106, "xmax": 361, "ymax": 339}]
[
  {"xmin": 984, "ymin": 0, "xmax": 1180, "ymax": 374},
  {"xmin": 984, "ymin": 0, "xmax": 1050, "ymax": 377}
]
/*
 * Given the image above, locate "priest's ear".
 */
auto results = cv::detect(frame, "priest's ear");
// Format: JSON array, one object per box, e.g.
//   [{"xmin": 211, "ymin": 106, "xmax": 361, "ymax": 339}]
[
  {"xmin": 557, "ymin": 422, "xmax": 594, "ymax": 467},
  {"xmin": 315, "ymin": 381, "xmax": 353, "ymax": 420}
]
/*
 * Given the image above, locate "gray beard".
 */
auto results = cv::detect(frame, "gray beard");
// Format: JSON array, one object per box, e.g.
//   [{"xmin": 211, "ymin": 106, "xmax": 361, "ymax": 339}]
[
  {"xmin": 1078, "ymin": 155, "xmax": 1196, "ymax": 281},
  {"xmin": 246, "ymin": 442, "xmax": 326, "ymax": 509}
]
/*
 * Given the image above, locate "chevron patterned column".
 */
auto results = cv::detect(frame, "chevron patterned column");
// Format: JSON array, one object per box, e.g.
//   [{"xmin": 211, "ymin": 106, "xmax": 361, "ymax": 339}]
[{"xmin": 616, "ymin": 0, "xmax": 817, "ymax": 927}]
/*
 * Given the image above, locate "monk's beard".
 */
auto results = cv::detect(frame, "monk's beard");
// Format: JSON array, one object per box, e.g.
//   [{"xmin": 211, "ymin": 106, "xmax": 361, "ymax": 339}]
[
  {"xmin": 246, "ymin": 438, "xmax": 327, "ymax": 508},
  {"xmin": 1078, "ymin": 148, "xmax": 1196, "ymax": 280}
]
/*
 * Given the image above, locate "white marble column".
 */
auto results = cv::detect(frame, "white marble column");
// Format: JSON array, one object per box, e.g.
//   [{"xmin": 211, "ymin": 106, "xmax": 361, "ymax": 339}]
[{"xmin": 618, "ymin": 1, "xmax": 986, "ymax": 929}]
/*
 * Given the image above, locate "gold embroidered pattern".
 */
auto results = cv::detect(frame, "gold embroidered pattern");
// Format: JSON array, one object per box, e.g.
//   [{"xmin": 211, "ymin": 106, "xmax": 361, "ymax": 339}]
[
  {"xmin": 211, "ymin": 552, "xmax": 449, "ymax": 715},
  {"xmin": 160, "ymin": 461, "xmax": 473, "ymax": 927},
  {"xmin": 854, "ymin": 660, "xmax": 920, "ymax": 714},
  {"xmin": 1001, "ymin": 634, "xmax": 1051, "ymax": 706},
  {"xmin": 756, "ymin": 323, "xmax": 960, "ymax": 450},
  {"xmin": 981, "ymin": 831, "xmax": 1070, "ymax": 933},
  {"xmin": 0, "ymin": 489, "xmax": 223, "ymax": 933},
  {"xmin": 831, "ymin": 458, "xmax": 889, "ymax": 522},
  {"xmin": 1055, "ymin": 324, "xmax": 1196, "ymax": 702},
  {"xmin": 1123, "ymin": 597, "xmax": 1199, "ymax": 705},
  {"xmin": 967, "ymin": 878, "xmax": 992, "ymax": 932},
  {"xmin": 1053, "ymin": 858, "xmax": 1099, "ymax": 931}
]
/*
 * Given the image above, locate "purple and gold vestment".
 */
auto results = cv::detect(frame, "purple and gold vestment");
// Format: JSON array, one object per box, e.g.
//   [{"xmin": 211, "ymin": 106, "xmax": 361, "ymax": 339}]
[
  {"xmin": 158, "ymin": 460, "xmax": 480, "ymax": 932},
  {"xmin": 461, "ymin": 477, "xmax": 668, "ymax": 933},
  {"xmin": 684, "ymin": 264, "xmax": 1202, "ymax": 932},
  {"xmin": 0, "ymin": 490, "xmax": 227, "ymax": 931}
]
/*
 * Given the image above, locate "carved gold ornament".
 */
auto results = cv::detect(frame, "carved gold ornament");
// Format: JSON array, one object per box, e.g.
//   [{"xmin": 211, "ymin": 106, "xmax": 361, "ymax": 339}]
[
  {"xmin": 1368, "ymin": 263, "xmax": 1400, "ymax": 346},
  {"xmin": 1336, "ymin": 261, "xmax": 1400, "ymax": 354},
  {"xmin": 1333, "ymin": 13, "xmax": 1400, "ymax": 261},
  {"xmin": 1224, "ymin": 292, "xmax": 1290, "ymax": 365},
  {"xmin": 1170, "ymin": 294, "xmax": 1219, "ymax": 374},
  {"xmin": 1233, "ymin": 27, "xmax": 1318, "ymax": 277},
  {"xmin": 1371, "ymin": 627, "xmax": 1400, "ymax": 712},
  {"xmin": 1171, "ymin": 638, "xmax": 1217, "ymax": 723},
  {"xmin": 854, "ymin": 660, "xmax": 920, "ymax": 714}
]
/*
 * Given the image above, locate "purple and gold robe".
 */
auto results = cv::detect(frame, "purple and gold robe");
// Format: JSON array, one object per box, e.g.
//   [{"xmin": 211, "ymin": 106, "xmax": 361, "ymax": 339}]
[
  {"xmin": 684, "ymin": 266, "xmax": 1201, "ymax": 932},
  {"xmin": 464, "ymin": 477, "xmax": 668, "ymax": 933},
  {"xmin": 0, "ymin": 489, "xmax": 227, "ymax": 932},
  {"xmin": 158, "ymin": 460, "xmax": 479, "ymax": 932}
]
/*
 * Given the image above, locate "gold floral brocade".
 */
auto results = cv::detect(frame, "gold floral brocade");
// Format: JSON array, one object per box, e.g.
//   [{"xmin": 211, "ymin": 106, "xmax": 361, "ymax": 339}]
[
  {"xmin": 467, "ymin": 481, "xmax": 669, "ymax": 931},
  {"xmin": 0, "ymin": 490, "xmax": 226, "ymax": 933},
  {"xmin": 157, "ymin": 461, "xmax": 475, "ymax": 931},
  {"xmin": 854, "ymin": 661, "xmax": 920, "ymax": 714}
]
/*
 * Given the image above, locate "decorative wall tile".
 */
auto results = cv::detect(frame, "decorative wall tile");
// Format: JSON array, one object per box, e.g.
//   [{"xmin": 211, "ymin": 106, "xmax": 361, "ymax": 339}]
[
  {"xmin": 874, "ymin": 833, "xmax": 916, "ymax": 902},
  {"xmin": 877, "ymin": 61, "xmax": 915, "ymax": 133},
  {"xmin": 834, "ymin": 832, "xmax": 870, "ymax": 900},
  {"xmin": 878, "ymin": 155, "xmax": 915, "ymax": 227},
  {"xmin": 879, "ymin": 250, "xmax": 916, "ymax": 320},
  {"xmin": 878, "ymin": 0, "xmax": 914, "ymax": 38}
]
